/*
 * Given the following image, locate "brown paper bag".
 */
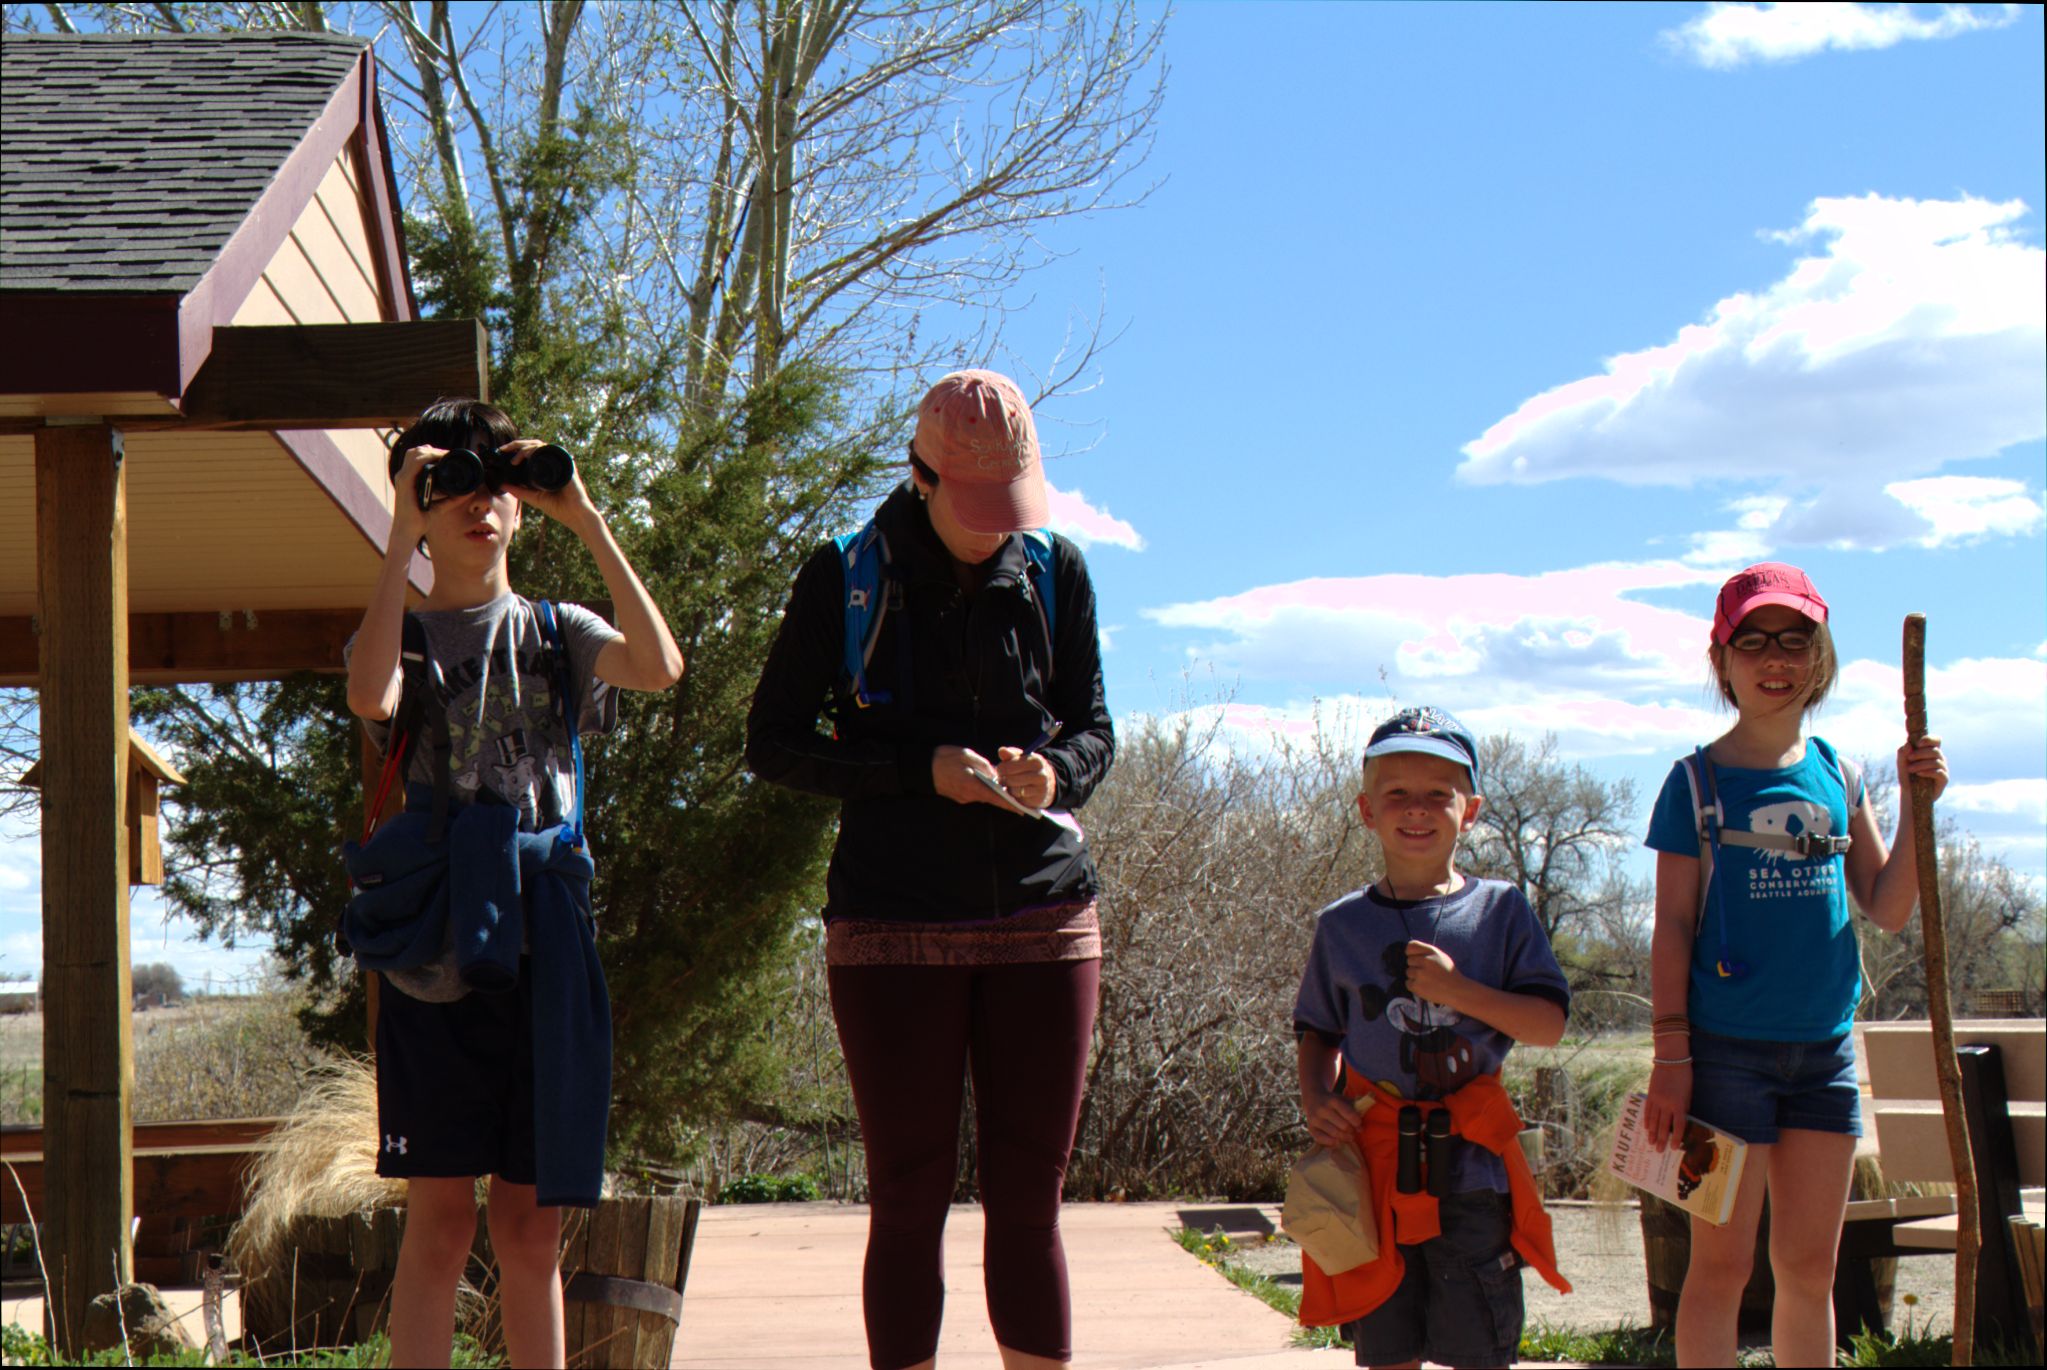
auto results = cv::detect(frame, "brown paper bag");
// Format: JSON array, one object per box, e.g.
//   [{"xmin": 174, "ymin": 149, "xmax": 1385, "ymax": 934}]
[{"xmin": 1281, "ymin": 1101, "xmax": 1379, "ymax": 1273}]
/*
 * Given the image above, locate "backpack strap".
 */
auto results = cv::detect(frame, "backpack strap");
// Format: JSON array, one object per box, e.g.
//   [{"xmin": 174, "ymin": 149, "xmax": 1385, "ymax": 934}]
[
  {"xmin": 835, "ymin": 520, "xmax": 899, "ymax": 709},
  {"xmin": 1684, "ymin": 747, "xmax": 1747, "ymax": 979},
  {"xmin": 1840, "ymin": 755, "xmax": 1864, "ymax": 812},
  {"xmin": 1019, "ymin": 529, "xmax": 1058, "ymax": 684},
  {"xmin": 536, "ymin": 600, "xmax": 586, "ymax": 849},
  {"xmin": 360, "ymin": 613, "xmax": 452, "ymax": 844},
  {"xmin": 835, "ymin": 522, "xmax": 1054, "ymax": 708},
  {"xmin": 1678, "ymin": 747, "xmax": 1715, "ymax": 926}
]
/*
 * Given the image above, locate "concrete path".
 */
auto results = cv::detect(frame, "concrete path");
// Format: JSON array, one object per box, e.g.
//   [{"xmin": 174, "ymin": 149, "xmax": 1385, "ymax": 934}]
[
  {"xmin": 6, "ymin": 1201, "xmax": 1582, "ymax": 1368},
  {"xmin": 671, "ymin": 1200, "xmax": 1319, "ymax": 1370},
  {"xmin": 672, "ymin": 1200, "xmax": 1585, "ymax": 1369}
]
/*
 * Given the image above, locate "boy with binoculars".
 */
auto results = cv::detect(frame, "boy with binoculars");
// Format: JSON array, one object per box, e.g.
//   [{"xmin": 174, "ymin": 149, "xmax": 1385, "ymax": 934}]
[
  {"xmin": 344, "ymin": 398, "xmax": 682, "ymax": 1368},
  {"xmin": 1292, "ymin": 707, "xmax": 1574, "ymax": 1369}
]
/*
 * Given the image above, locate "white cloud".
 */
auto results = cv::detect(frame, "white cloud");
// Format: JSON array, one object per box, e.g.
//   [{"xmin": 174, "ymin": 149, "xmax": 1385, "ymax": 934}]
[
  {"xmin": 1684, "ymin": 496, "xmax": 1789, "ymax": 566},
  {"xmin": 1884, "ymin": 476, "xmax": 2044, "ymax": 547},
  {"xmin": 1666, "ymin": 3, "xmax": 2022, "ymax": 69},
  {"xmin": 1943, "ymin": 778, "xmax": 2047, "ymax": 823},
  {"xmin": 1809, "ymin": 654, "xmax": 2043, "ymax": 768},
  {"xmin": 1143, "ymin": 558, "xmax": 2046, "ymax": 812},
  {"xmin": 1044, "ymin": 482, "xmax": 1145, "ymax": 551},
  {"xmin": 1143, "ymin": 560, "xmax": 1731, "ymax": 760},
  {"xmin": 1459, "ymin": 194, "xmax": 2046, "ymax": 551}
]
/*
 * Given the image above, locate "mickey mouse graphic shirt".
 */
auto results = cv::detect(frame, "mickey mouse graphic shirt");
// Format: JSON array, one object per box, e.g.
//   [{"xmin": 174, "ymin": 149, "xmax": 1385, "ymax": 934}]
[
  {"xmin": 1293, "ymin": 878, "xmax": 1570, "ymax": 1194},
  {"xmin": 1647, "ymin": 736, "xmax": 1866, "ymax": 1042}
]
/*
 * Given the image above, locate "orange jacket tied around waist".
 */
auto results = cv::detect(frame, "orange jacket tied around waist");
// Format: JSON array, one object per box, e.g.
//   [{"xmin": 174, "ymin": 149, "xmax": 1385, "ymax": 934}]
[{"xmin": 1298, "ymin": 1068, "xmax": 1571, "ymax": 1327}]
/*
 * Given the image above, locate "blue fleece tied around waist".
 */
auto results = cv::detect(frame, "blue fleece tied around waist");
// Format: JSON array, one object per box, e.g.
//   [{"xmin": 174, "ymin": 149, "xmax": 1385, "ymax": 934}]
[{"xmin": 343, "ymin": 792, "xmax": 612, "ymax": 1208}]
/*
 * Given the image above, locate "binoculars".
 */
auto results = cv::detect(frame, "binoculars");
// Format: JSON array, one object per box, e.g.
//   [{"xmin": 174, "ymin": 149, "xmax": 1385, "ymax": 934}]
[
  {"xmin": 1395, "ymin": 1105, "xmax": 1453, "ymax": 1197},
  {"xmin": 414, "ymin": 444, "xmax": 574, "ymax": 511}
]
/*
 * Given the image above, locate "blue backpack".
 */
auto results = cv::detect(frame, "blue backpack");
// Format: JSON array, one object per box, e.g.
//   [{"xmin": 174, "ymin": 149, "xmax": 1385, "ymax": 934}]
[{"xmin": 834, "ymin": 520, "xmax": 1057, "ymax": 709}]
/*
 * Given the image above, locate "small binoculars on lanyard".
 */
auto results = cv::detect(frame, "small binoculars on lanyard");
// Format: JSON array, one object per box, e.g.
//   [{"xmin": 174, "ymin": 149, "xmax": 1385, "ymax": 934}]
[
  {"xmin": 415, "ymin": 445, "xmax": 574, "ymax": 511},
  {"xmin": 1396, "ymin": 1105, "xmax": 1453, "ymax": 1197}
]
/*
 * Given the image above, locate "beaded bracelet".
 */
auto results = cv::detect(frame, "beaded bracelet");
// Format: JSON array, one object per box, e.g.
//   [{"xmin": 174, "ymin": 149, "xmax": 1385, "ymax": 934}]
[{"xmin": 1652, "ymin": 1055, "xmax": 1693, "ymax": 1066}]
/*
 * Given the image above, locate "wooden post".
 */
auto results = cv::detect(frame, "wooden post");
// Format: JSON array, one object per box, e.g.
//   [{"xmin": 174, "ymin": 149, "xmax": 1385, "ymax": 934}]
[
  {"xmin": 34, "ymin": 423, "xmax": 134, "ymax": 1356},
  {"xmin": 1905, "ymin": 613, "xmax": 1977, "ymax": 1367}
]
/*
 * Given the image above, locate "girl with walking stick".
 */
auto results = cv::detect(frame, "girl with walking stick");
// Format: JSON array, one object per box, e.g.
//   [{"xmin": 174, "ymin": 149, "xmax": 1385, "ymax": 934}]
[{"xmin": 1641, "ymin": 563, "xmax": 1948, "ymax": 1367}]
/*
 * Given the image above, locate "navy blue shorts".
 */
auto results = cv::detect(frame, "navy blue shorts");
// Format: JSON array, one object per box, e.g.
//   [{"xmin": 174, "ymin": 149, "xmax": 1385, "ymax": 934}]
[
  {"xmin": 373, "ymin": 960, "xmax": 537, "ymax": 1185},
  {"xmin": 1688, "ymin": 1027, "xmax": 1862, "ymax": 1145},
  {"xmin": 1343, "ymin": 1188, "xmax": 1524, "ymax": 1368}
]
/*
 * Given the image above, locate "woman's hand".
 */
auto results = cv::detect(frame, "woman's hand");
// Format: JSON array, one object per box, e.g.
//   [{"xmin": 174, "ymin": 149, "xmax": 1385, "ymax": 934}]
[
  {"xmin": 996, "ymin": 746, "xmax": 1057, "ymax": 808},
  {"xmin": 1302, "ymin": 1087, "xmax": 1362, "ymax": 1151},
  {"xmin": 932, "ymin": 745, "xmax": 1005, "ymax": 806},
  {"xmin": 1643, "ymin": 1060, "xmax": 1693, "ymax": 1152}
]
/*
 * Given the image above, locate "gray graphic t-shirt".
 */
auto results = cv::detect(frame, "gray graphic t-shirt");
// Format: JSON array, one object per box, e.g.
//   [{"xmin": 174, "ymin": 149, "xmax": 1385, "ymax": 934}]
[
  {"xmin": 1292, "ymin": 878, "xmax": 1570, "ymax": 1193},
  {"xmin": 348, "ymin": 594, "xmax": 621, "ymax": 999}
]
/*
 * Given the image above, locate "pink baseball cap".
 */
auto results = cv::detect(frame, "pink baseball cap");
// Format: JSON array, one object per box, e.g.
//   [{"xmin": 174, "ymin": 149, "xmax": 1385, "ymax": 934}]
[
  {"xmin": 911, "ymin": 369, "xmax": 1047, "ymax": 534},
  {"xmin": 1713, "ymin": 562, "xmax": 1830, "ymax": 644}
]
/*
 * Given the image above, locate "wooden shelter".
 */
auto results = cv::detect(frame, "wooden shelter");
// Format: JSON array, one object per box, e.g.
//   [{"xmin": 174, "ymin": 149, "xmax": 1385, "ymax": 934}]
[{"xmin": 0, "ymin": 32, "xmax": 483, "ymax": 1352}]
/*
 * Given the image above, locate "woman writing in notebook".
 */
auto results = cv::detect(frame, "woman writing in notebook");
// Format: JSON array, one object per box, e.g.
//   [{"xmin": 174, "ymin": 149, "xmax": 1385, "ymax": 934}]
[{"xmin": 745, "ymin": 370, "xmax": 1115, "ymax": 1370}]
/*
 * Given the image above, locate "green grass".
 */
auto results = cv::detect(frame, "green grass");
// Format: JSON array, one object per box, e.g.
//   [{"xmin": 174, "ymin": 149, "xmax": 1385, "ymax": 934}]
[
  {"xmin": 1168, "ymin": 1229, "xmax": 2042, "ymax": 1366},
  {"xmin": 1167, "ymin": 1227, "xmax": 1348, "ymax": 1350},
  {"xmin": 0, "ymin": 1324, "xmax": 502, "ymax": 1366}
]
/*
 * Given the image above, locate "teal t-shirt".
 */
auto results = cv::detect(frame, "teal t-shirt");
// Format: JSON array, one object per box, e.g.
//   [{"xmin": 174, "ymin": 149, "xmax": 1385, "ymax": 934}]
[{"xmin": 1646, "ymin": 737, "xmax": 1866, "ymax": 1042}]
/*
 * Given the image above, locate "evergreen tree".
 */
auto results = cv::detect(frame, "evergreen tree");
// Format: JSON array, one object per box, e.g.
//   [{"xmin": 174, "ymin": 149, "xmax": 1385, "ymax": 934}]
[{"xmin": 133, "ymin": 100, "xmax": 889, "ymax": 1161}]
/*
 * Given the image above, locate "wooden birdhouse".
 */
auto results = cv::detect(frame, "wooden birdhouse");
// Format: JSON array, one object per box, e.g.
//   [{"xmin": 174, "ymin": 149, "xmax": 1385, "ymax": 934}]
[{"xmin": 22, "ymin": 730, "xmax": 187, "ymax": 886}]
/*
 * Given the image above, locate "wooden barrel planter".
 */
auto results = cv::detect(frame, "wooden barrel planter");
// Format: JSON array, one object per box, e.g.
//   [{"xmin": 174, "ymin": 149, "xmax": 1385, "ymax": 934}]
[
  {"xmin": 241, "ymin": 1207, "xmax": 407, "ymax": 1353},
  {"xmin": 1639, "ymin": 1182, "xmax": 1896, "ymax": 1338},
  {"xmin": 553, "ymin": 1196, "xmax": 701, "ymax": 1369},
  {"xmin": 238, "ymin": 1195, "xmax": 700, "ymax": 1366},
  {"xmin": 1639, "ymin": 1192, "xmax": 1775, "ymax": 1336}
]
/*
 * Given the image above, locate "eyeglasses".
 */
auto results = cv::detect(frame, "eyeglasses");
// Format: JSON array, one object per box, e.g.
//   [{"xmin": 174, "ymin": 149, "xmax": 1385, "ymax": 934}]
[{"xmin": 1727, "ymin": 628, "xmax": 1814, "ymax": 654}]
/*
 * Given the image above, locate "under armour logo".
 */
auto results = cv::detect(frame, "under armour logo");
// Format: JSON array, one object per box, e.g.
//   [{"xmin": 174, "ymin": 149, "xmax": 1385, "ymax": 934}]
[
  {"xmin": 848, "ymin": 588, "xmax": 869, "ymax": 609},
  {"xmin": 384, "ymin": 1135, "xmax": 408, "ymax": 1156}
]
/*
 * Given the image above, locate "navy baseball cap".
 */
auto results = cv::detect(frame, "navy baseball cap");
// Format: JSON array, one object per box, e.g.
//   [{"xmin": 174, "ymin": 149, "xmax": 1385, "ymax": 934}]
[{"xmin": 1363, "ymin": 706, "xmax": 1481, "ymax": 792}]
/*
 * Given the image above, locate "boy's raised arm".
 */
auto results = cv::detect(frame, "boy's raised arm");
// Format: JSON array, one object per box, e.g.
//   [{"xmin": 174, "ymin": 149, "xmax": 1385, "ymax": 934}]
[
  {"xmin": 509, "ymin": 445, "xmax": 682, "ymax": 693},
  {"xmin": 1404, "ymin": 942, "xmax": 1567, "ymax": 1047},
  {"xmin": 572, "ymin": 506, "xmax": 683, "ymax": 692},
  {"xmin": 347, "ymin": 449, "xmax": 432, "ymax": 721}
]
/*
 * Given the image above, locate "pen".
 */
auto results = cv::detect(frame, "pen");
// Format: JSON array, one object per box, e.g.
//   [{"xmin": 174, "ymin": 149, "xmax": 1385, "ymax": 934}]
[{"xmin": 1025, "ymin": 720, "xmax": 1063, "ymax": 753}]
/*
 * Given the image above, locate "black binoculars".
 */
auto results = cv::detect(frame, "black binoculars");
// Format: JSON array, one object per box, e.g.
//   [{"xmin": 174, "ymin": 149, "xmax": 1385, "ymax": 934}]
[
  {"xmin": 415, "ymin": 444, "xmax": 574, "ymax": 511},
  {"xmin": 1396, "ymin": 1105, "xmax": 1453, "ymax": 1197}
]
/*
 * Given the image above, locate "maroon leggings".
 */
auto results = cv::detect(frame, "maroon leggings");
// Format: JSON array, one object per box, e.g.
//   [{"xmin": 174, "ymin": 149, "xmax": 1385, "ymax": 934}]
[{"xmin": 828, "ymin": 958, "xmax": 1100, "ymax": 1369}]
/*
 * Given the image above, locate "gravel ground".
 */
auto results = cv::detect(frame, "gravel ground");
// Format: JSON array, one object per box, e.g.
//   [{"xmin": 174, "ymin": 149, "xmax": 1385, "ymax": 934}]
[{"xmin": 1216, "ymin": 1202, "xmax": 1956, "ymax": 1338}]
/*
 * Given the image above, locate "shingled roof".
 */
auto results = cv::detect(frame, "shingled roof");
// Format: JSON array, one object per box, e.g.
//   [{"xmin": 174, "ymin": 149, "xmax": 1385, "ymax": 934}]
[{"xmin": 0, "ymin": 31, "xmax": 369, "ymax": 293}]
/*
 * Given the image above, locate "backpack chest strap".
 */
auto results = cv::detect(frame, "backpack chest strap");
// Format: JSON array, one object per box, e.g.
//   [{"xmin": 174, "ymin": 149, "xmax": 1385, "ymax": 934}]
[{"xmin": 1710, "ymin": 825, "xmax": 1852, "ymax": 859}]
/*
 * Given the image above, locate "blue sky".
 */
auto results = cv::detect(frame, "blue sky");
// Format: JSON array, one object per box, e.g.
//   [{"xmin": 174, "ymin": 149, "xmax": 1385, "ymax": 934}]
[
  {"xmin": 2, "ymin": 1, "xmax": 2041, "ymax": 987},
  {"xmin": 1012, "ymin": 1, "xmax": 2045, "ymax": 877}
]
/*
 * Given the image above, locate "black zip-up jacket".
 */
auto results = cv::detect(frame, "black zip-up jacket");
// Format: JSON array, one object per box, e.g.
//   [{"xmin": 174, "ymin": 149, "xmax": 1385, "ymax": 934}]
[{"xmin": 745, "ymin": 484, "xmax": 1114, "ymax": 922}]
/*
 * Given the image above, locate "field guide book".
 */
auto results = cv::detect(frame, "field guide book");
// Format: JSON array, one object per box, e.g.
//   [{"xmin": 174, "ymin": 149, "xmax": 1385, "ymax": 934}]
[{"xmin": 1605, "ymin": 1091, "xmax": 1749, "ymax": 1226}]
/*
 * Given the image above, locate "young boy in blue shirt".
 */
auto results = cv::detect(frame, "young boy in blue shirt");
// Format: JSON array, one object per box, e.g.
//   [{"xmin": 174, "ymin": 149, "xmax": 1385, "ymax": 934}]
[
  {"xmin": 1294, "ymin": 707, "xmax": 1572, "ymax": 1369},
  {"xmin": 345, "ymin": 399, "xmax": 682, "ymax": 1369}
]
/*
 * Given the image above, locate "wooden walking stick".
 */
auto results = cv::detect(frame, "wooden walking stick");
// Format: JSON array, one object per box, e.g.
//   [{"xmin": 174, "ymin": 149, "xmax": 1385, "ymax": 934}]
[{"xmin": 1904, "ymin": 613, "xmax": 1978, "ymax": 1366}]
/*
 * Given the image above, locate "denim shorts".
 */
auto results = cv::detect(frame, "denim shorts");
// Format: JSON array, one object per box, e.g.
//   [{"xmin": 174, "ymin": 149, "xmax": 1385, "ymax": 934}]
[
  {"xmin": 1688, "ymin": 1027, "xmax": 1862, "ymax": 1145},
  {"xmin": 1343, "ymin": 1188, "xmax": 1523, "ymax": 1368}
]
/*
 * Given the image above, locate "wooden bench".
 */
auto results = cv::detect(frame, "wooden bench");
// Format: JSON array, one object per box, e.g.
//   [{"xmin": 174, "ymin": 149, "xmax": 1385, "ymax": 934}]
[
  {"xmin": 1836, "ymin": 1020, "xmax": 2045, "ymax": 1355},
  {"xmin": 2, "ymin": 1117, "xmax": 281, "ymax": 1285}
]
